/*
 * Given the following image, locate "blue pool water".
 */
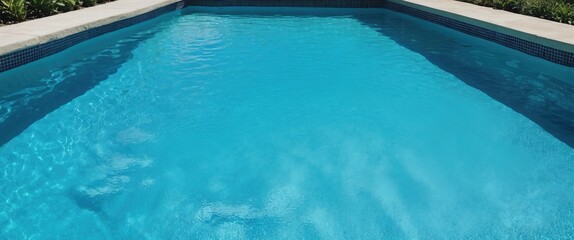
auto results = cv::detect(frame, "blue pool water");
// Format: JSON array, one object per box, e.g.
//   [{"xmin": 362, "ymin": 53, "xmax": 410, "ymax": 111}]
[{"xmin": 1, "ymin": 7, "xmax": 574, "ymax": 239}]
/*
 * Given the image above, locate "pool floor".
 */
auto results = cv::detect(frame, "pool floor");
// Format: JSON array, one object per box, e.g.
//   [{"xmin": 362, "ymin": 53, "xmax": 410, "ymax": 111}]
[{"xmin": 0, "ymin": 7, "xmax": 573, "ymax": 239}]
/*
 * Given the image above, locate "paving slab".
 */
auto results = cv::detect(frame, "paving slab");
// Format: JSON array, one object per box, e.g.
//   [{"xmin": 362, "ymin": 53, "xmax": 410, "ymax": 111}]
[
  {"xmin": 1, "ymin": 0, "xmax": 573, "ymax": 66},
  {"xmin": 0, "ymin": 33, "xmax": 39, "ymax": 55},
  {"xmin": 0, "ymin": 0, "xmax": 179, "ymax": 56},
  {"xmin": 389, "ymin": 0, "xmax": 574, "ymax": 53}
]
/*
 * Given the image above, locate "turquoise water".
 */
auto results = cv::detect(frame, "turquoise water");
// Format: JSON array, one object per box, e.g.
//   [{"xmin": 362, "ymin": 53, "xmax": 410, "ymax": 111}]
[{"xmin": 1, "ymin": 7, "xmax": 574, "ymax": 239}]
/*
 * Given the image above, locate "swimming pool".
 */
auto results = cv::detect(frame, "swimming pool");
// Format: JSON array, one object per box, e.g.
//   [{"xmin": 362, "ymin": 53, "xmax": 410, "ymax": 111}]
[{"xmin": 1, "ymin": 7, "xmax": 573, "ymax": 238}]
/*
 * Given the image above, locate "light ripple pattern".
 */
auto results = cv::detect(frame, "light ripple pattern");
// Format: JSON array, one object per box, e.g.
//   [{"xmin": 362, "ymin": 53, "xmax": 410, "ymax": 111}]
[{"xmin": 0, "ymin": 7, "xmax": 574, "ymax": 239}]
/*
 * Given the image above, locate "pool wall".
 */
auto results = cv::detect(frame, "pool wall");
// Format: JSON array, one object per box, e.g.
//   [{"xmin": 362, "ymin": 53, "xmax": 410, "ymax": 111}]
[
  {"xmin": 385, "ymin": 0, "xmax": 574, "ymax": 67},
  {"xmin": 0, "ymin": 0, "xmax": 573, "ymax": 73},
  {"xmin": 187, "ymin": 0, "xmax": 384, "ymax": 7},
  {"xmin": 0, "ymin": 0, "xmax": 186, "ymax": 72}
]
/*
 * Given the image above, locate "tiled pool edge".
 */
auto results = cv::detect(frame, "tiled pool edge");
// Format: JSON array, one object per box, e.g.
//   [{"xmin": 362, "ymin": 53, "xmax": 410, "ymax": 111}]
[
  {"xmin": 1, "ymin": 0, "xmax": 573, "ymax": 72},
  {"xmin": 188, "ymin": 0, "xmax": 384, "ymax": 7},
  {"xmin": 0, "ymin": 0, "xmax": 186, "ymax": 73},
  {"xmin": 189, "ymin": 0, "xmax": 574, "ymax": 67},
  {"xmin": 0, "ymin": 0, "xmax": 386, "ymax": 73},
  {"xmin": 385, "ymin": 0, "xmax": 574, "ymax": 67}
]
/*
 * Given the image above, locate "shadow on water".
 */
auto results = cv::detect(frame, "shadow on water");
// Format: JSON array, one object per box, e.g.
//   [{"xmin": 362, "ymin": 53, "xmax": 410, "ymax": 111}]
[
  {"xmin": 0, "ymin": 14, "xmax": 176, "ymax": 148},
  {"xmin": 353, "ymin": 13, "xmax": 574, "ymax": 148},
  {"xmin": 1, "ymin": 8, "xmax": 573, "ymax": 151}
]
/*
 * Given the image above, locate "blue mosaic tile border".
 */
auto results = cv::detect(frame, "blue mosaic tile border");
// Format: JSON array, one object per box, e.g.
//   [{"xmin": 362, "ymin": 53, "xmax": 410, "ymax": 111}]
[
  {"xmin": 384, "ymin": 1, "xmax": 574, "ymax": 67},
  {"xmin": 188, "ymin": 0, "xmax": 385, "ymax": 8},
  {"xmin": 0, "ymin": 1, "xmax": 185, "ymax": 73},
  {"xmin": 1, "ymin": 0, "xmax": 572, "ymax": 71}
]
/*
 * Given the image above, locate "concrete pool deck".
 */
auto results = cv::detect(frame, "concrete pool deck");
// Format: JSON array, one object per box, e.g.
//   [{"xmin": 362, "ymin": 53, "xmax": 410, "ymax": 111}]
[
  {"xmin": 388, "ymin": 0, "xmax": 574, "ymax": 54},
  {"xmin": 0, "ymin": 0, "xmax": 573, "ymax": 71},
  {"xmin": 0, "ymin": 0, "xmax": 181, "ymax": 60}
]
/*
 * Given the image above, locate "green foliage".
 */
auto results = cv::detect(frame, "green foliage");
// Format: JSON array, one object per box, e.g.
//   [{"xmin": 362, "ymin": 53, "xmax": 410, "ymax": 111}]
[
  {"xmin": 1, "ymin": 0, "xmax": 27, "ymax": 23},
  {"xmin": 522, "ymin": 0, "xmax": 553, "ymax": 19},
  {"xmin": 27, "ymin": 0, "xmax": 59, "ymax": 18},
  {"xmin": 493, "ymin": 0, "xmax": 524, "ymax": 12},
  {"xmin": 459, "ymin": 0, "xmax": 574, "ymax": 25},
  {"xmin": 79, "ymin": 0, "xmax": 96, "ymax": 7},
  {"xmin": 462, "ymin": 0, "xmax": 495, "ymax": 7},
  {"xmin": 1, "ymin": 0, "xmax": 571, "ymax": 25},
  {"xmin": 551, "ymin": 2, "xmax": 574, "ymax": 24},
  {"xmin": 57, "ymin": 0, "xmax": 77, "ymax": 12},
  {"xmin": 0, "ymin": 0, "xmax": 117, "ymax": 24}
]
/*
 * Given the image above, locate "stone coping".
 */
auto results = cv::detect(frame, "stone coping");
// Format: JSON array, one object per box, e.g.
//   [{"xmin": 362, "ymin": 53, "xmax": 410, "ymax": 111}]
[
  {"xmin": 0, "ymin": 0, "xmax": 573, "ymax": 71},
  {"xmin": 0, "ymin": 0, "xmax": 180, "ymax": 57},
  {"xmin": 389, "ymin": 0, "xmax": 574, "ymax": 54}
]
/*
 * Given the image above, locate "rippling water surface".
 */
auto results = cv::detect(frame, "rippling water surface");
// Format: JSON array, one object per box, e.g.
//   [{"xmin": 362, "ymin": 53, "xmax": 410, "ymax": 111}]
[{"xmin": 1, "ymin": 7, "xmax": 573, "ymax": 239}]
